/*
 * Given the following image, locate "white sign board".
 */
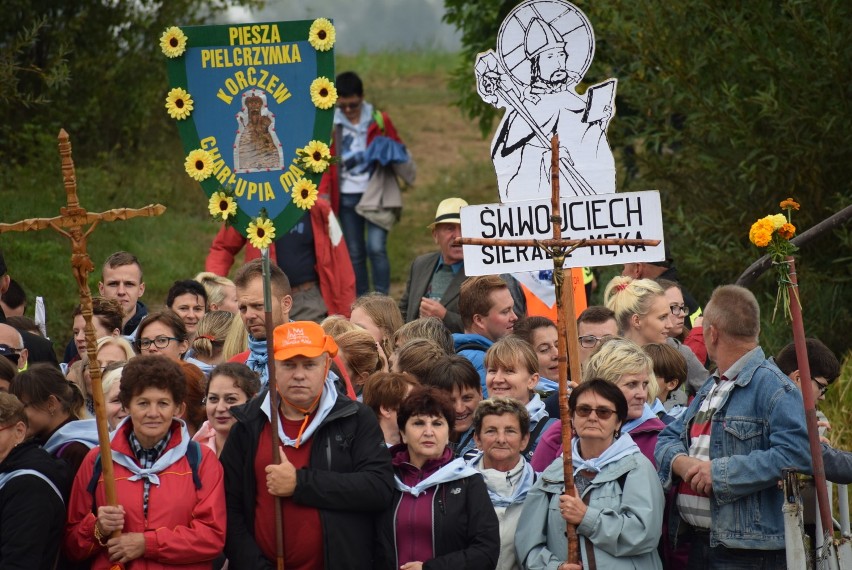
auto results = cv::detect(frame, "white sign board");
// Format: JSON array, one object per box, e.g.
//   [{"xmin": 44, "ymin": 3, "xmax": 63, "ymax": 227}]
[{"xmin": 460, "ymin": 191, "xmax": 665, "ymax": 276}]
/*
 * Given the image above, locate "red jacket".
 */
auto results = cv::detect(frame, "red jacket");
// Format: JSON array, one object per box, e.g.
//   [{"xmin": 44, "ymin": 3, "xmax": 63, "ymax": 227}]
[
  {"xmin": 205, "ymin": 199, "xmax": 355, "ymax": 317},
  {"xmin": 64, "ymin": 421, "xmax": 226, "ymax": 569},
  {"xmin": 318, "ymin": 110, "xmax": 402, "ymax": 215}
]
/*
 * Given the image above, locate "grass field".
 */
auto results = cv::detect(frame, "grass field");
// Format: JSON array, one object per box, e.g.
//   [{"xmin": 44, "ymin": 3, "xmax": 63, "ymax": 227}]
[{"xmin": 1, "ymin": 50, "xmax": 850, "ymax": 460}]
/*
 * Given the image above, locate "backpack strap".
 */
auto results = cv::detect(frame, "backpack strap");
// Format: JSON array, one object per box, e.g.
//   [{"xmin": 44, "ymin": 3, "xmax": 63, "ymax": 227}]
[
  {"xmin": 0, "ymin": 469, "xmax": 64, "ymax": 505},
  {"xmin": 186, "ymin": 440, "xmax": 203, "ymax": 490},
  {"xmin": 522, "ymin": 417, "xmax": 554, "ymax": 458}
]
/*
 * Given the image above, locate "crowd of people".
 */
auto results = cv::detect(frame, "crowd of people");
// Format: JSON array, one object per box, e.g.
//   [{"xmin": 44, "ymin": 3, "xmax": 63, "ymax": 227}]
[{"xmin": 0, "ymin": 71, "xmax": 847, "ymax": 570}]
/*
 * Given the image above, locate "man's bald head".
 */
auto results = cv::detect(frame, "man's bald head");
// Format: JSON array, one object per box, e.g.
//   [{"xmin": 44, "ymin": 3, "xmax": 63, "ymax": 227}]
[{"xmin": 0, "ymin": 324, "xmax": 26, "ymax": 370}]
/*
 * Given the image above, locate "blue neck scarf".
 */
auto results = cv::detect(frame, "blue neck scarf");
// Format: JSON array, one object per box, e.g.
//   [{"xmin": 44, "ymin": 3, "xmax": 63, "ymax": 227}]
[
  {"xmin": 110, "ymin": 419, "xmax": 190, "ymax": 486},
  {"xmin": 245, "ymin": 335, "xmax": 269, "ymax": 388},
  {"xmin": 621, "ymin": 403, "xmax": 657, "ymax": 434},
  {"xmin": 471, "ymin": 453, "xmax": 536, "ymax": 507},
  {"xmin": 571, "ymin": 432, "xmax": 640, "ymax": 476}
]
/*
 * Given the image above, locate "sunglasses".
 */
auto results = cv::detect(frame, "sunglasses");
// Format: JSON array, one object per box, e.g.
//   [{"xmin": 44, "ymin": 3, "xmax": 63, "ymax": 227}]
[
  {"xmin": 337, "ymin": 102, "xmax": 361, "ymax": 111},
  {"xmin": 0, "ymin": 345, "xmax": 22, "ymax": 366},
  {"xmin": 573, "ymin": 405, "xmax": 617, "ymax": 420}
]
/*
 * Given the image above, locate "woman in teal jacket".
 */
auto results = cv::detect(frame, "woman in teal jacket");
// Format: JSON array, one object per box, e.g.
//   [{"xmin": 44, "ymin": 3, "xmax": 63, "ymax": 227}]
[{"xmin": 515, "ymin": 380, "xmax": 663, "ymax": 570}]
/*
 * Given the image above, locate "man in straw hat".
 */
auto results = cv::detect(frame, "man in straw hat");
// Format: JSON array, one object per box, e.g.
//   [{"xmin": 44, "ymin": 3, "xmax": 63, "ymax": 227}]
[
  {"xmin": 221, "ymin": 321, "xmax": 393, "ymax": 569},
  {"xmin": 399, "ymin": 197, "xmax": 526, "ymax": 333}
]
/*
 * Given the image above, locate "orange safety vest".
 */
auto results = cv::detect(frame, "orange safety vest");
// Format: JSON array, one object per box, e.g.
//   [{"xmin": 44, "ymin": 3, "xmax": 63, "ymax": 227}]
[{"xmin": 520, "ymin": 267, "xmax": 588, "ymax": 320}]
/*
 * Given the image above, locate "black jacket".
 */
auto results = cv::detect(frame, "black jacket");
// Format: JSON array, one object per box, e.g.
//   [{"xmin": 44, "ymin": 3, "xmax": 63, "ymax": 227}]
[
  {"xmin": 376, "ymin": 465, "xmax": 500, "ymax": 570},
  {"xmin": 0, "ymin": 440, "xmax": 66, "ymax": 569},
  {"xmin": 220, "ymin": 390, "xmax": 394, "ymax": 570}
]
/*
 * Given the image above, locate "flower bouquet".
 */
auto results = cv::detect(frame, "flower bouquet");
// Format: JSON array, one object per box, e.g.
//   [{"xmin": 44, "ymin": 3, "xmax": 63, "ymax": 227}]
[{"xmin": 748, "ymin": 198, "xmax": 800, "ymax": 321}]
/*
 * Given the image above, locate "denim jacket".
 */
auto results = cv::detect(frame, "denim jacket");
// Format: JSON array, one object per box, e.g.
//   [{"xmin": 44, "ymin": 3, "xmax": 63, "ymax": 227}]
[{"xmin": 655, "ymin": 346, "xmax": 811, "ymax": 550}]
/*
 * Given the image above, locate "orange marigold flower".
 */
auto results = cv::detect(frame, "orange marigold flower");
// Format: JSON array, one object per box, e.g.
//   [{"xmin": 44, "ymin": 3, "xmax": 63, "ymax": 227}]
[
  {"xmin": 780, "ymin": 198, "xmax": 800, "ymax": 211},
  {"xmin": 749, "ymin": 219, "xmax": 774, "ymax": 247},
  {"xmin": 778, "ymin": 223, "xmax": 796, "ymax": 240}
]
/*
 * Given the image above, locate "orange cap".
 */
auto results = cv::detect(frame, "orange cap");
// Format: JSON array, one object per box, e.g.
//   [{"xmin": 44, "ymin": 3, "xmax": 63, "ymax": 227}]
[{"xmin": 273, "ymin": 321, "xmax": 338, "ymax": 361}]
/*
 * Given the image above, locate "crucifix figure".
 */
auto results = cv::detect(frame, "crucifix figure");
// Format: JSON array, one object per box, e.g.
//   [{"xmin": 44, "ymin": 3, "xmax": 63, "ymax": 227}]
[
  {"xmin": 0, "ymin": 128, "xmax": 166, "ymax": 548},
  {"xmin": 455, "ymin": 136, "xmax": 659, "ymax": 564}
]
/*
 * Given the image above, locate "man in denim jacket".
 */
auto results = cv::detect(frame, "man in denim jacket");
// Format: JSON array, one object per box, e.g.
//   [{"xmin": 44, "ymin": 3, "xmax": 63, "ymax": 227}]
[{"xmin": 655, "ymin": 285, "xmax": 811, "ymax": 569}]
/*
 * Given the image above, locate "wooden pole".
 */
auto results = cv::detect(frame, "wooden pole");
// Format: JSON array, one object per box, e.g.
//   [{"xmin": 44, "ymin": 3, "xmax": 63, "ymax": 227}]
[
  {"xmin": 0, "ymin": 130, "xmax": 164, "ymax": 570},
  {"xmin": 261, "ymin": 249, "xmax": 285, "ymax": 570},
  {"xmin": 549, "ymin": 136, "xmax": 580, "ymax": 565},
  {"xmin": 786, "ymin": 257, "xmax": 833, "ymax": 538},
  {"xmin": 449, "ymin": 137, "xmax": 662, "ymax": 566}
]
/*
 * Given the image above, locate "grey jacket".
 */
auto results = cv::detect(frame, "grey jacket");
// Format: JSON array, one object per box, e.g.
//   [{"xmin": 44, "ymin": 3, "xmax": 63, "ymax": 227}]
[
  {"xmin": 515, "ymin": 453, "xmax": 663, "ymax": 570},
  {"xmin": 399, "ymin": 251, "xmax": 528, "ymax": 334}
]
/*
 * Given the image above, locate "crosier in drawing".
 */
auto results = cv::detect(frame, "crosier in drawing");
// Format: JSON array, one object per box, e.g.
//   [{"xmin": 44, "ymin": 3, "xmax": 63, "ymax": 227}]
[{"xmin": 476, "ymin": 0, "xmax": 617, "ymax": 202}]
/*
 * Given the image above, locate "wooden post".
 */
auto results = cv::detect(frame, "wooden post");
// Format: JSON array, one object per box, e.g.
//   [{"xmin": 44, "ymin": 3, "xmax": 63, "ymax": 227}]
[
  {"xmin": 453, "ymin": 136, "xmax": 661, "ymax": 566},
  {"xmin": 786, "ymin": 257, "xmax": 833, "ymax": 539},
  {"xmin": 261, "ymin": 249, "xmax": 286, "ymax": 570},
  {"xmin": 0, "ymin": 130, "xmax": 165, "ymax": 556},
  {"xmin": 548, "ymin": 136, "xmax": 580, "ymax": 564}
]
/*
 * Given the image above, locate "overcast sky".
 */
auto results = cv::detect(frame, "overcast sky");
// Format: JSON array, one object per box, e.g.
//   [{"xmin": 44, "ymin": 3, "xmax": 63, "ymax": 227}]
[{"xmin": 224, "ymin": 0, "xmax": 461, "ymax": 53}]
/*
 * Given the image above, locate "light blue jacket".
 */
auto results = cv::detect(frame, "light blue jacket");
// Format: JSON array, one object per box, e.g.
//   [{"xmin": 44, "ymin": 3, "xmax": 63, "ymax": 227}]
[
  {"xmin": 655, "ymin": 346, "xmax": 811, "ymax": 550},
  {"xmin": 515, "ymin": 452, "xmax": 663, "ymax": 570}
]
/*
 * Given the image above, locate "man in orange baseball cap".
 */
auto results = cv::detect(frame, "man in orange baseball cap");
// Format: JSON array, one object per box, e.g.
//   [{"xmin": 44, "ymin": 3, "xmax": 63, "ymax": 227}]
[{"xmin": 220, "ymin": 321, "xmax": 393, "ymax": 569}]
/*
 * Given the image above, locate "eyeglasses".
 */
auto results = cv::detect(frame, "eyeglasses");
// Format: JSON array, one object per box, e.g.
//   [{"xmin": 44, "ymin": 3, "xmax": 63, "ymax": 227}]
[
  {"xmin": 578, "ymin": 334, "xmax": 613, "ymax": 349},
  {"xmin": 670, "ymin": 304, "xmax": 688, "ymax": 316},
  {"xmin": 573, "ymin": 405, "xmax": 617, "ymax": 420},
  {"xmin": 813, "ymin": 378, "xmax": 830, "ymax": 396},
  {"xmin": 138, "ymin": 336, "xmax": 180, "ymax": 350},
  {"xmin": 0, "ymin": 422, "xmax": 17, "ymax": 433}
]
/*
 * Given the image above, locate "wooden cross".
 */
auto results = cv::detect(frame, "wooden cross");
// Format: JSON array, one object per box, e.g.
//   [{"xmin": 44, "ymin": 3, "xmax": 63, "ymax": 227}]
[
  {"xmin": 455, "ymin": 135, "xmax": 660, "ymax": 564},
  {"xmin": 0, "ymin": 129, "xmax": 166, "ymax": 546}
]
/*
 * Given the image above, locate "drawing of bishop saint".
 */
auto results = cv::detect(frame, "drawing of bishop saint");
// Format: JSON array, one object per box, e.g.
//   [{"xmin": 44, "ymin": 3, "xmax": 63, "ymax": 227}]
[{"xmin": 476, "ymin": 0, "xmax": 617, "ymax": 202}]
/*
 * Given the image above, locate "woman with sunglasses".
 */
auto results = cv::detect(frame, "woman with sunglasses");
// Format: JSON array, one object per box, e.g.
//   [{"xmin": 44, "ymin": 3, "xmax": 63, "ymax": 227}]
[
  {"xmin": 532, "ymin": 338, "xmax": 667, "ymax": 472},
  {"xmin": 516, "ymin": 379, "xmax": 664, "ymax": 570}
]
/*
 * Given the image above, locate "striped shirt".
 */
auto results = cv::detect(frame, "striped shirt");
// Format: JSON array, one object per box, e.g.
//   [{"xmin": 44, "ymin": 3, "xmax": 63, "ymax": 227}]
[{"xmin": 676, "ymin": 349, "xmax": 755, "ymax": 528}]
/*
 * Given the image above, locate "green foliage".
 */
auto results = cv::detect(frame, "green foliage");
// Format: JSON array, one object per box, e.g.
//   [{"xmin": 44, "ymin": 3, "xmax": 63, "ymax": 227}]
[
  {"xmin": 0, "ymin": 0, "xmax": 262, "ymax": 164},
  {"xmin": 442, "ymin": 0, "xmax": 519, "ymax": 136},
  {"xmin": 442, "ymin": 0, "xmax": 852, "ymax": 356},
  {"xmin": 0, "ymin": 16, "xmax": 70, "ymax": 108},
  {"xmin": 0, "ymin": 136, "xmax": 212, "ymax": 352},
  {"xmin": 822, "ymin": 352, "xmax": 852, "ymax": 456}
]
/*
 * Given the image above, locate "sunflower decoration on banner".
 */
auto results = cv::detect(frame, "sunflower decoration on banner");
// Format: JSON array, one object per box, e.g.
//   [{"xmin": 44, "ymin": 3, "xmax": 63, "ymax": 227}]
[
  {"xmin": 749, "ymin": 197, "xmax": 800, "ymax": 321},
  {"xmin": 161, "ymin": 17, "xmax": 336, "ymax": 244},
  {"xmin": 208, "ymin": 188, "xmax": 238, "ymax": 222},
  {"xmin": 248, "ymin": 209, "xmax": 276, "ymax": 249}
]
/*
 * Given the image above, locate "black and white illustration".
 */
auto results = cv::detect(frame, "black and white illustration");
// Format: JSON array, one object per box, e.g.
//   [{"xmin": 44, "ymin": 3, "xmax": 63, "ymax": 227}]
[{"xmin": 476, "ymin": 0, "xmax": 617, "ymax": 202}]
